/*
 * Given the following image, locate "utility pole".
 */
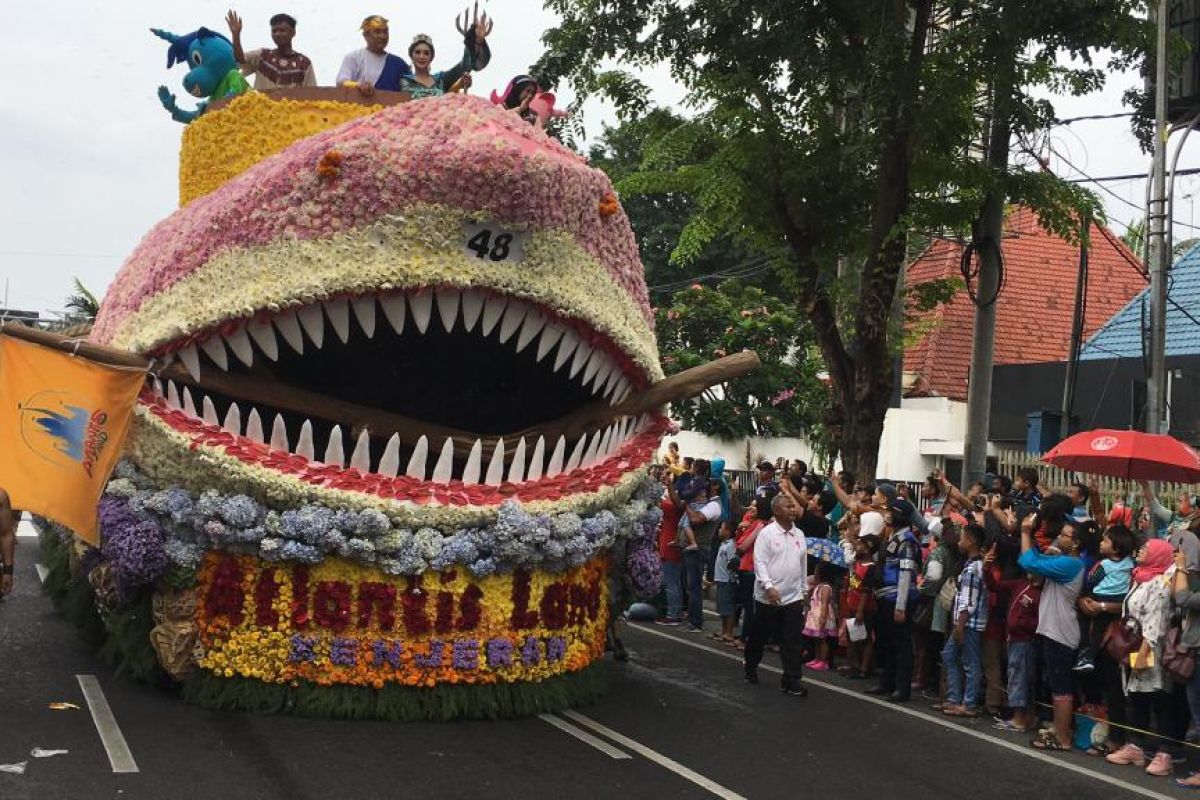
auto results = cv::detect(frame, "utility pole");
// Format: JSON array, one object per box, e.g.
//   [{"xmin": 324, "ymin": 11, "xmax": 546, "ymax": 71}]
[
  {"xmin": 1061, "ymin": 215, "xmax": 1089, "ymax": 440},
  {"xmin": 962, "ymin": 36, "xmax": 1016, "ymax": 486},
  {"xmin": 1147, "ymin": 0, "xmax": 1170, "ymax": 435}
]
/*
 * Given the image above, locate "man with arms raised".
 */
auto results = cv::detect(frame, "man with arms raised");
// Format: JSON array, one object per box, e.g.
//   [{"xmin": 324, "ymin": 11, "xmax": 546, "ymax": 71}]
[{"xmin": 226, "ymin": 10, "xmax": 317, "ymax": 90}]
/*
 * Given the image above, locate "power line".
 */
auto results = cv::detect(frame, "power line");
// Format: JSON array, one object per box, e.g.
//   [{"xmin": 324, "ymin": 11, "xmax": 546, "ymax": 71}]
[
  {"xmin": 648, "ymin": 256, "xmax": 775, "ymax": 293},
  {"xmin": 1065, "ymin": 166, "xmax": 1200, "ymax": 184},
  {"xmin": 1047, "ymin": 145, "xmax": 1200, "ymax": 233},
  {"xmin": 1052, "ymin": 112, "xmax": 1134, "ymax": 125}
]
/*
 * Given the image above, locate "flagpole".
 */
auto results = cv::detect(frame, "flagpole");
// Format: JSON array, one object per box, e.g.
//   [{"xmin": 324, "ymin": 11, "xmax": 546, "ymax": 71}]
[{"xmin": 0, "ymin": 323, "xmax": 151, "ymax": 372}]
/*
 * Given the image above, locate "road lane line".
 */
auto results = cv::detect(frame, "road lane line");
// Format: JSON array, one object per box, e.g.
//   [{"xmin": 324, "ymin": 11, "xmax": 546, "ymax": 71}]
[
  {"xmin": 35, "ymin": 564, "xmax": 48, "ymax": 584},
  {"xmin": 76, "ymin": 675, "xmax": 139, "ymax": 774},
  {"xmin": 627, "ymin": 623, "xmax": 1177, "ymax": 800},
  {"xmin": 17, "ymin": 519, "xmax": 37, "ymax": 538},
  {"xmin": 538, "ymin": 714, "xmax": 631, "ymax": 759},
  {"xmin": 562, "ymin": 710, "xmax": 748, "ymax": 800}
]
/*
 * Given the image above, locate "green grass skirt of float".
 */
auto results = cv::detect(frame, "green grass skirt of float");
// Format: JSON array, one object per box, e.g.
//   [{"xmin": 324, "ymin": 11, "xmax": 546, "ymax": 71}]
[
  {"xmin": 180, "ymin": 661, "xmax": 608, "ymax": 722},
  {"xmin": 37, "ymin": 527, "xmax": 610, "ymax": 721}
]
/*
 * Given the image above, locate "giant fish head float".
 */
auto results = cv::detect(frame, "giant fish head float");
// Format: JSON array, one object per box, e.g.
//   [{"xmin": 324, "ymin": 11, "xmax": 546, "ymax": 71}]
[
  {"xmin": 85, "ymin": 93, "xmax": 671, "ymax": 717},
  {"xmin": 151, "ymin": 27, "xmax": 248, "ymax": 124}
]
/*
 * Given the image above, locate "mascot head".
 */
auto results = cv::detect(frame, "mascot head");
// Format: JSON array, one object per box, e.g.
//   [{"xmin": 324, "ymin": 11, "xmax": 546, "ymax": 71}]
[{"xmin": 152, "ymin": 27, "xmax": 237, "ymax": 98}]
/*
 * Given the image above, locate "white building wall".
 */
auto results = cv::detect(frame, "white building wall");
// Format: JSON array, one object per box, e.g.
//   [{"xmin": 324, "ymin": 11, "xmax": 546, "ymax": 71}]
[
  {"xmin": 661, "ymin": 397, "xmax": 973, "ymax": 482},
  {"xmin": 874, "ymin": 397, "xmax": 968, "ymax": 482},
  {"xmin": 659, "ymin": 430, "xmax": 821, "ymax": 472}
]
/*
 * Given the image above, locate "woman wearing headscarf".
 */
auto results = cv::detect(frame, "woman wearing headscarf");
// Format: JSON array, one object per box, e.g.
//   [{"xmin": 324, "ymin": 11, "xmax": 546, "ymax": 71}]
[{"xmin": 1105, "ymin": 539, "xmax": 1178, "ymax": 777}]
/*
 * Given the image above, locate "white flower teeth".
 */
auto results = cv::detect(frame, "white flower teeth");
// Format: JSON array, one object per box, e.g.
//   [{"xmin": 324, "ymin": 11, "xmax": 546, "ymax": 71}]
[
  {"xmin": 274, "ymin": 310, "xmax": 305, "ymax": 354},
  {"xmin": 325, "ymin": 297, "xmax": 351, "ymax": 344},
  {"xmin": 297, "ymin": 304, "xmax": 325, "ymax": 348},
  {"xmin": 379, "ymin": 294, "xmax": 406, "ymax": 335},
  {"xmin": 435, "ymin": 288, "xmax": 460, "ymax": 333},
  {"xmin": 351, "ymin": 296, "xmax": 377, "ymax": 338},
  {"xmin": 222, "ymin": 402, "xmax": 241, "ymax": 436},
  {"xmin": 350, "ymin": 429, "xmax": 373, "ymax": 472},
  {"xmin": 178, "ymin": 344, "xmax": 202, "ymax": 381},
  {"xmin": 497, "ymin": 298, "xmax": 528, "ymax": 344},
  {"xmin": 408, "ymin": 291, "xmax": 433, "ymax": 334},
  {"xmin": 225, "ymin": 326, "xmax": 255, "ymax": 368},
  {"xmin": 152, "ymin": 291, "xmax": 650, "ymax": 488}
]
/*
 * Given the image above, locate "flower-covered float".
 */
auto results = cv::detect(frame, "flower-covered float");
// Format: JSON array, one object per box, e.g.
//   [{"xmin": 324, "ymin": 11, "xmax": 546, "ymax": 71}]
[{"xmin": 33, "ymin": 88, "xmax": 730, "ymax": 720}]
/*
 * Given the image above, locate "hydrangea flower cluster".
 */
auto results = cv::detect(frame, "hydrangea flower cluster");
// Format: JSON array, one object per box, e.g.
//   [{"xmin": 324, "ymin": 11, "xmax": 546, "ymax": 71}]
[
  {"xmin": 101, "ymin": 461, "xmax": 664, "ymax": 580},
  {"xmin": 98, "ymin": 496, "xmax": 169, "ymax": 601}
]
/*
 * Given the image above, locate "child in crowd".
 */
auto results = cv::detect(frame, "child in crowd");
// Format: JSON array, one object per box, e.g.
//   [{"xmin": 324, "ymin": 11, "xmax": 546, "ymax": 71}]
[
  {"xmin": 1073, "ymin": 524, "xmax": 1136, "ymax": 672},
  {"xmin": 984, "ymin": 545, "xmax": 1043, "ymax": 733},
  {"xmin": 841, "ymin": 519, "xmax": 881, "ymax": 679},
  {"xmin": 941, "ymin": 524, "xmax": 988, "ymax": 717},
  {"xmin": 804, "ymin": 561, "xmax": 840, "ymax": 671},
  {"xmin": 713, "ymin": 523, "xmax": 739, "ymax": 644}
]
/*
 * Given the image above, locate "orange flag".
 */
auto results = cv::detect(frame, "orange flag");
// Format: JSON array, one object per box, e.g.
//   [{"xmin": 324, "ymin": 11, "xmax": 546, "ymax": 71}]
[{"xmin": 0, "ymin": 335, "xmax": 146, "ymax": 544}]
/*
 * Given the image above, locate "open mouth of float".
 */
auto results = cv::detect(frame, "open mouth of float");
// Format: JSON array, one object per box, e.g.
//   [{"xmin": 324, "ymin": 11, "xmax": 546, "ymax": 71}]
[{"xmin": 143, "ymin": 285, "xmax": 662, "ymax": 497}]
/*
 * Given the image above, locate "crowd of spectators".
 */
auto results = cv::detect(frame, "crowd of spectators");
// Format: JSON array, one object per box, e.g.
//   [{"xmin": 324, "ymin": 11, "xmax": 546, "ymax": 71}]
[{"xmin": 651, "ymin": 443, "xmax": 1200, "ymax": 786}]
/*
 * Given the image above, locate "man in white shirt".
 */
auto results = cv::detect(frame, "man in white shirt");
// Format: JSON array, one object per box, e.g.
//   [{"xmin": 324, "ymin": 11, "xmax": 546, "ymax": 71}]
[
  {"xmin": 743, "ymin": 493, "xmax": 809, "ymax": 696},
  {"xmin": 336, "ymin": 15, "xmax": 410, "ymax": 98}
]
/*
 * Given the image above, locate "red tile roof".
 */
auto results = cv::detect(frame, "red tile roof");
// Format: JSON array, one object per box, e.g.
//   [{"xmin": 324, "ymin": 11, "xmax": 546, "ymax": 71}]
[{"xmin": 902, "ymin": 207, "xmax": 1147, "ymax": 401}]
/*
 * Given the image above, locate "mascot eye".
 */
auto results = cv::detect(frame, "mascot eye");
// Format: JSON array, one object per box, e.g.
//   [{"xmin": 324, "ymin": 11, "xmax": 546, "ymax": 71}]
[{"xmin": 191, "ymin": 50, "xmax": 203, "ymax": 66}]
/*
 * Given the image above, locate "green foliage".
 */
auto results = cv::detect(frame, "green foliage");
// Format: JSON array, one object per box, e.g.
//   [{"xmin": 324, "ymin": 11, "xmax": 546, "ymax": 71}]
[
  {"xmin": 655, "ymin": 279, "xmax": 826, "ymax": 439},
  {"xmin": 181, "ymin": 662, "xmax": 609, "ymax": 722},
  {"xmin": 537, "ymin": 0, "xmax": 1152, "ymax": 475},
  {"xmin": 587, "ymin": 110, "xmax": 757, "ymax": 294},
  {"xmin": 63, "ymin": 277, "xmax": 100, "ymax": 323}
]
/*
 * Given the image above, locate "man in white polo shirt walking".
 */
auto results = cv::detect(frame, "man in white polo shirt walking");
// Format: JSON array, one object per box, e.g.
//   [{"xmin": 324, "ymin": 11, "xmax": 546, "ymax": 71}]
[{"xmin": 743, "ymin": 493, "xmax": 809, "ymax": 696}]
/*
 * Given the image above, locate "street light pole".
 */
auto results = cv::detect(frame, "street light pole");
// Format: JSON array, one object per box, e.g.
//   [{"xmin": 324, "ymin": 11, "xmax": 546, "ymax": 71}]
[{"xmin": 1147, "ymin": 0, "xmax": 1169, "ymax": 434}]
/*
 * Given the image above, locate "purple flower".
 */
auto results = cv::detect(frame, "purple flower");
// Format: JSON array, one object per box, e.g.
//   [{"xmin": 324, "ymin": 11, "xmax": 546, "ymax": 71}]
[
  {"xmin": 626, "ymin": 543, "xmax": 663, "ymax": 600},
  {"xmin": 288, "ymin": 634, "xmax": 317, "ymax": 663},
  {"xmin": 452, "ymin": 639, "xmax": 480, "ymax": 671},
  {"xmin": 330, "ymin": 638, "xmax": 358, "ymax": 666},
  {"xmin": 545, "ymin": 637, "xmax": 566, "ymax": 663},
  {"xmin": 520, "ymin": 636, "xmax": 540, "ymax": 666},
  {"xmin": 486, "ymin": 638, "xmax": 514, "ymax": 668},
  {"xmin": 414, "ymin": 641, "xmax": 445, "ymax": 668},
  {"xmin": 372, "ymin": 639, "xmax": 403, "ymax": 668}
]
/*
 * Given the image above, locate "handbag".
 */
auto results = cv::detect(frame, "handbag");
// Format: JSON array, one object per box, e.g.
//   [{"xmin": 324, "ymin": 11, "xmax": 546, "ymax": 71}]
[
  {"xmin": 911, "ymin": 596, "xmax": 934, "ymax": 629},
  {"xmin": 1162, "ymin": 621, "xmax": 1195, "ymax": 682},
  {"xmin": 937, "ymin": 575, "xmax": 958, "ymax": 613},
  {"xmin": 1101, "ymin": 615, "xmax": 1143, "ymax": 663}
]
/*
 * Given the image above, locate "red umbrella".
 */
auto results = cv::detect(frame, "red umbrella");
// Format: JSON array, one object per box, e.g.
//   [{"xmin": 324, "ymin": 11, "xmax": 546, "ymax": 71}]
[{"xmin": 1043, "ymin": 428, "xmax": 1200, "ymax": 483}]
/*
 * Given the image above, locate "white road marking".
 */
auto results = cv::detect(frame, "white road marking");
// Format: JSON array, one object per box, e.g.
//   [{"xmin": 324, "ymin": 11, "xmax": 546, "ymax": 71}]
[
  {"xmin": 17, "ymin": 518, "xmax": 38, "ymax": 538},
  {"xmin": 76, "ymin": 675, "xmax": 139, "ymax": 774},
  {"xmin": 563, "ymin": 710, "xmax": 749, "ymax": 800},
  {"xmin": 35, "ymin": 563, "xmax": 48, "ymax": 584},
  {"xmin": 627, "ymin": 623, "xmax": 1179, "ymax": 800},
  {"xmin": 538, "ymin": 713, "xmax": 631, "ymax": 759}
]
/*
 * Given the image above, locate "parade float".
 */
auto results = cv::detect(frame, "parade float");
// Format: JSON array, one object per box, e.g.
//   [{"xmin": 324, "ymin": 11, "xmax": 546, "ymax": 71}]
[{"xmin": 32, "ymin": 70, "xmax": 698, "ymax": 719}]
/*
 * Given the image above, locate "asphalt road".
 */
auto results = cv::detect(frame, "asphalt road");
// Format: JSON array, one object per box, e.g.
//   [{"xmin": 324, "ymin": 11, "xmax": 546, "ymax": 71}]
[{"xmin": 0, "ymin": 530, "xmax": 1191, "ymax": 800}]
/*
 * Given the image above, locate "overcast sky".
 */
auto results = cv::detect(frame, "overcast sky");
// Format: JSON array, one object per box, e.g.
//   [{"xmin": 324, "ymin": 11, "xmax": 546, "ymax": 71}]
[{"xmin": 0, "ymin": 2, "xmax": 1187, "ymax": 319}]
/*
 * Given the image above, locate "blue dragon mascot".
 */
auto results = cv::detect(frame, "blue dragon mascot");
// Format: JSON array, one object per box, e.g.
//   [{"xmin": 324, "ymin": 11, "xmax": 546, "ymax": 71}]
[{"xmin": 151, "ymin": 27, "xmax": 250, "ymax": 124}]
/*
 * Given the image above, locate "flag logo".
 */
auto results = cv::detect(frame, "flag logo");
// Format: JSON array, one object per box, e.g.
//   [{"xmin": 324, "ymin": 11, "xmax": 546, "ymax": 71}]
[{"xmin": 19, "ymin": 390, "xmax": 111, "ymax": 476}]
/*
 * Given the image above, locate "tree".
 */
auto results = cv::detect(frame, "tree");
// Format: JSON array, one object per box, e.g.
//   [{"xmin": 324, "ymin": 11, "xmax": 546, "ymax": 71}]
[
  {"xmin": 655, "ymin": 279, "xmax": 828, "ymax": 441},
  {"xmin": 587, "ymin": 109, "xmax": 760, "ymax": 294},
  {"xmin": 60, "ymin": 277, "xmax": 100, "ymax": 328},
  {"xmin": 537, "ymin": 0, "xmax": 1150, "ymax": 478}
]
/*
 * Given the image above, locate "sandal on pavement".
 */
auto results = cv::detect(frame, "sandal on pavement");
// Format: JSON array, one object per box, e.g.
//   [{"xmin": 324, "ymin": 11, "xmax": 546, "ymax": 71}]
[
  {"xmin": 1030, "ymin": 730, "xmax": 1070, "ymax": 752},
  {"xmin": 1086, "ymin": 742, "xmax": 1114, "ymax": 757},
  {"xmin": 993, "ymin": 720, "xmax": 1031, "ymax": 733},
  {"xmin": 1175, "ymin": 772, "xmax": 1200, "ymax": 788}
]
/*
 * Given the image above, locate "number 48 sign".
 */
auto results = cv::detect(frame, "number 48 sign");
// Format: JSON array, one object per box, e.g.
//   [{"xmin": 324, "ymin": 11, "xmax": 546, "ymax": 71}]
[{"xmin": 461, "ymin": 221, "xmax": 527, "ymax": 264}]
